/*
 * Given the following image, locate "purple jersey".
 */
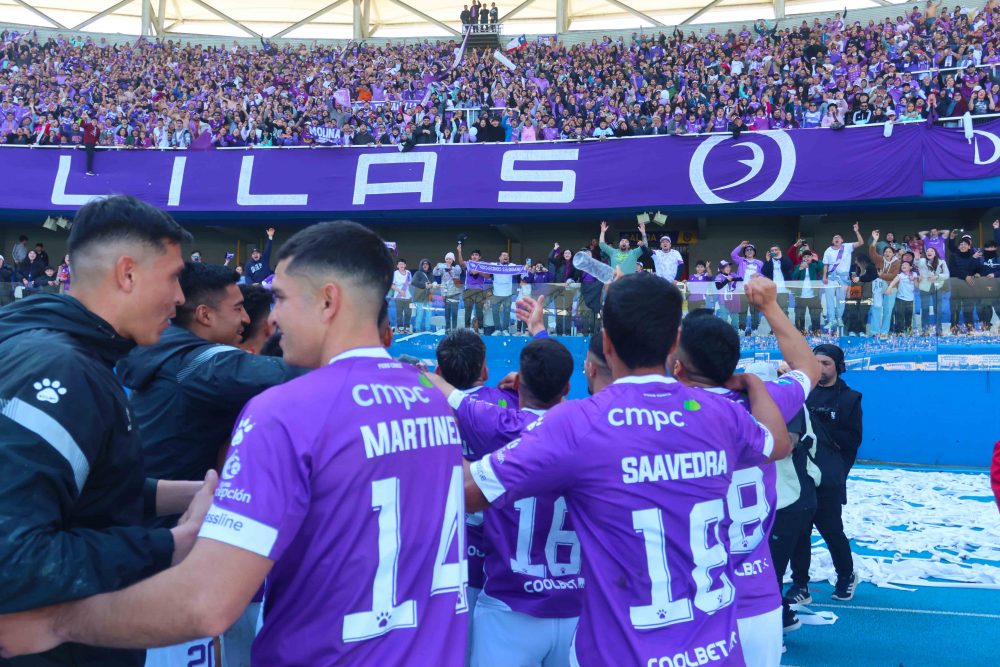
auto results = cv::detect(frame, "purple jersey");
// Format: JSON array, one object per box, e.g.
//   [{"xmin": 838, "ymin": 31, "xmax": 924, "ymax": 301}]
[
  {"xmin": 200, "ymin": 348, "xmax": 468, "ymax": 666},
  {"xmin": 451, "ymin": 393, "xmax": 582, "ymax": 618},
  {"xmin": 461, "ymin": 384, "xmax": 518, "ymax": 590},
  {"xmin": 470, "ymin": 375, "xmax": 775, "ymax": 667},
  {"xmin": 699, "ymin": 371, "xmax": 811, "ymax": 618}
]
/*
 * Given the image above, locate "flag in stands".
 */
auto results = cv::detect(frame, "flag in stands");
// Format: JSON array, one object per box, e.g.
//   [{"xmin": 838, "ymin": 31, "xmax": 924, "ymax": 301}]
[
  {"xmin": 493, "ymin": 50, "xmax": 516, "ymax": 72},
  {"xmin": 504, "ymin": 35, "xmax": 527, "ymax": 52}
]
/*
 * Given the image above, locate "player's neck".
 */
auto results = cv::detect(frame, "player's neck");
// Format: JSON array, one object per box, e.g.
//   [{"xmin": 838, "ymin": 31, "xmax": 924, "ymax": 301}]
[{"xmin": 321, "ymin": 324, "xmax": 384, "ymax": 366}]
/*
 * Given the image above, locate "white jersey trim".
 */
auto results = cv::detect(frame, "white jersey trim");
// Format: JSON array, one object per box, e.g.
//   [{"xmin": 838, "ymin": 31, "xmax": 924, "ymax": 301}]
[
  {"xmin": 782, "ymin": 370, "xmax": 812, "ymax": 399},
  {"xmin": 471, "ymin": 456, "xmax": 506, "ymax": 503},
  {"xmin": 759, "ymin": 423, "xmax": 775, "ymax": 458},
  {"xmin": 199, "ymin": 505, "xmax": 279, "ymax": 558},
  {"xmin": 328, "ymin": 347, "xmax": 392, "ymax": 365},
  {"xmin": 612, "ymin": 374, "xmax": 677, "ymax": 386},
  {"xmin": 448, "ymin": 390, "xmax": 467, "ymax": 411}
]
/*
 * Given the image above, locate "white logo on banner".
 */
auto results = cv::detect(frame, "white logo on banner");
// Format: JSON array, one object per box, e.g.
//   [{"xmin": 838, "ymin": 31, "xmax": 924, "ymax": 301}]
[
  {"xmin": 689, "ymin": 131, "xmax": 796, "ymax": 205},
  {"xmin": 972, "ymin": 129, "xmax": 1000, "ymax": 166}
]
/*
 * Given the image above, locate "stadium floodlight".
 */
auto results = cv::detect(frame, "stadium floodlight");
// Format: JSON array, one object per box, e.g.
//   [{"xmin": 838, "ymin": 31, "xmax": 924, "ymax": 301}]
[
  {"xmin": 55, "ymin": 217, "xmax": 70, "ymax": 229},
  {"xmin": 636, "ymin": 212, "xmax": 650, "ymax": 225},
  {"xmin": 653, "ymin": 212, "xmax": 667, "ymax": 226},
  {"xmin": 42, "ymin": 216, "xmax": 58, "ymax": 231}
]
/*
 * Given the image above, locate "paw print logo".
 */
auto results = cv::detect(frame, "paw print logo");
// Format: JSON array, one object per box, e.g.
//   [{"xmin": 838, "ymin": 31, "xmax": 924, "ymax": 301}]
[
  {"xmin": 231, "ymin": 418, "xmax": 255, "ymax": 446},
  {"xmin": 34, "ymin": 379, "xmax": 67, "ymax": 404},
  {"xmin": 656, "ymin": 609, "xmax": 668, "ymax": 620},
  {"xmin": 376, "ymin": 611, "xmax": 392, "ymax": 628}
]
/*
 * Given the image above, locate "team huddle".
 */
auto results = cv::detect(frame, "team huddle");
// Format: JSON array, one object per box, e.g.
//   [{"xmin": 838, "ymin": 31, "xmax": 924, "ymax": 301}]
[{"xmin": 0, "ymin": 208, "xmax": 827, "ymax": 667}]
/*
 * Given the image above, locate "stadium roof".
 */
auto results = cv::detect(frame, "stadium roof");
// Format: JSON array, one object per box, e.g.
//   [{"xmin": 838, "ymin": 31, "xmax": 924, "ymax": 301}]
[{"xmin": 0, "ymin": 0, "xmax": 913, "ymax": 40}]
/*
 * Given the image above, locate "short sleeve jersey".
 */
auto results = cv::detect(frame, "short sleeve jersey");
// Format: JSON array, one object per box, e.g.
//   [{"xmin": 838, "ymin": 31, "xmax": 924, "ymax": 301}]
[
  {"xmin": 460, "ymin": 384, "xmax": 518, "ymax": 590},
  {"xmin": 698, "ymin": 371, "xmax": 811, "ymax": 618},
  {"xmin": 451, "ymin": 393, "xmax": 582, "ymax": 618},
  {"xmin": 200, "ymin": 348, "xmax": 468, "ymax": 667},
  {"xmin": 470, "ymin": 375, "xmax": 774, "ymax": 667}
]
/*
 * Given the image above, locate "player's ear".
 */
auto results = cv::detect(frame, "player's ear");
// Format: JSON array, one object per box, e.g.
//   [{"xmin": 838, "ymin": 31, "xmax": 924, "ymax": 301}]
[
  {"xmin": 601, "ymin": 329, "xmax": 615, "ymax": 365},
  {"xmin": 561, "ymin": 382, "xmax": 570, "ymax": 398},
  {"xmin": 512, "ymin": 373, "xmax": 520, "ymax": 392},
  {"xmin": 480, "ymin": 364, "xmax": 489, "ymax": 383}
]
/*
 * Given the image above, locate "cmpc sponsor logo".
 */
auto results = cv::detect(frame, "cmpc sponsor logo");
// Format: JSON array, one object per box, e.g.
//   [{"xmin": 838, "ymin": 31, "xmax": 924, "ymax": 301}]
[
  {"xmin": 608, "ymin": 407, "xmax": 686, "ymax": 431},
  {"xmin": 689, "ymin": 131, "xmax": 796, "ymax": 205},
  {"xmin": 351, "ymin": 383, "xmax": 431, "ymax": 411}
]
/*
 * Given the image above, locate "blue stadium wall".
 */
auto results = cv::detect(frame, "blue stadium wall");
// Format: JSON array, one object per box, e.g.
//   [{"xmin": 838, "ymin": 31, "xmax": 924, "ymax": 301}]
[{"xmin": 389, "ymin": 334, "xmax": 1000, "ymax": 469}]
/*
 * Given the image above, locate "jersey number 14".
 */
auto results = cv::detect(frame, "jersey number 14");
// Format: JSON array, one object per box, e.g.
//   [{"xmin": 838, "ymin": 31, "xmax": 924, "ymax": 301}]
[{"xmin": 342, "ymin": 466, "xmax": 468, "ymax": 643}]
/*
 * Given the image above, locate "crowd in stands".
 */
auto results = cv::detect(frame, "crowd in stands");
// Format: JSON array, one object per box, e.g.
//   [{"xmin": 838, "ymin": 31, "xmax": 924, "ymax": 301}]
[
  {"xmin": 381, "ymin": 220, "xmax": 1000, "ymax": 337},
  {"xmin": 6, "ymin": 219, "xmax": 999, "ymax": 337},
  {"xmin": 3, "ymin": 1, "xmax": 1000, "ymax": 149}
]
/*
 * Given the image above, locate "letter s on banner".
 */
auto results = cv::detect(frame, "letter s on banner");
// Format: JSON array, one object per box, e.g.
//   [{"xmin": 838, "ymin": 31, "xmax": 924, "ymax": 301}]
[{"xmin": 498, "ymin": 149, "xmax": 579, "ymax": 204}]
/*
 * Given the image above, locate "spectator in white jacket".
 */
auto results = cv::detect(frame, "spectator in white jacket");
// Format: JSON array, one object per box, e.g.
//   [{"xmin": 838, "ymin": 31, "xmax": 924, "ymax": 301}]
[{"xmin": 915, "ymin": 246, "xmax": 950, "ymax": 335}]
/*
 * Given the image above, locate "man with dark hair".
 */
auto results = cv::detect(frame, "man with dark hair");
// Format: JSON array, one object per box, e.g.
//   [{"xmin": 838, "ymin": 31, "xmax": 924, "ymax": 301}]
[
  {"xmin": 668, "ymin": 278, "xmax": 820, "ymax": 663},
  {"xmin": 456, "ymin": 241, "xmax": 489, "ymax": 333},
  {"xmin": 245, "ymin": 227, "xmax": 276, "ymax": 285},
  {"xmin": 118, "ymin": 261, "xmax": 301, "ymax": 501},
  {"xmin": 787, "ymin": 342, "xmax": 862, "ymax": 606},
  {"xmin": 434, "ymin": 326, "xmax": 515, "ymax": 644},
  {"xmin": 463, "ymin": 272, "xmax": 792, "ymax": 666},
  {"xmin": 0, "ymin": 221, "xmax": 469, "ymax": 667},
  {"xmin": 426, "ymin": 338, "xmax": 577, "ymax": 667},
  {"xmin": 0, "ymin": 194, "xmax": 210, "ymax": 667},
  {"xmin": 238, "ymin": 283, "xmax": 275, "ymax": 355}
]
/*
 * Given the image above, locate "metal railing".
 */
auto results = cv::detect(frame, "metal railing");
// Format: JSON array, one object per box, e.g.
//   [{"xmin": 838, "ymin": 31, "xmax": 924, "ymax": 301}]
[{"xmin": 2, "ymin": 110, "xmax": 996, "ymax": 152}]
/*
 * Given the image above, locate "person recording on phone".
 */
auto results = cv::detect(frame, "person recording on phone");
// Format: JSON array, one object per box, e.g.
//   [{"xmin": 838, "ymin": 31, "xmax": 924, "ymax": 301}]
[{"xmin": 761, "ymin": 244, "xmax": 793, "ymax": 316}]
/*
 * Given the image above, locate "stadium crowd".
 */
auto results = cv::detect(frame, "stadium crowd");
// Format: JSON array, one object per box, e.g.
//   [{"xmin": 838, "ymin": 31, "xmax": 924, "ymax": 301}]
[
  {"xmin": 3, "ymin": 1, "xmax": 1000, "ymax": 149},
  {"xmin": 7, "ymin": 218, "xmax": 998, "ymax": 337},
  {"xmin": 379, "ymin": 219, "xmax": 1000, "ymax": 337}
]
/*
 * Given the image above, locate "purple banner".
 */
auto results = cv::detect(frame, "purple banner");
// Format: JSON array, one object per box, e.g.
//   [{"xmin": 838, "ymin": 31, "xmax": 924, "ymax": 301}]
[
  {"xmin": 0, "ymin": 125, "xmax": 925, "ymax": 215},
  {"xmin": 923, "ymin": 118, "xmax": 1000, "ymax": 181}
]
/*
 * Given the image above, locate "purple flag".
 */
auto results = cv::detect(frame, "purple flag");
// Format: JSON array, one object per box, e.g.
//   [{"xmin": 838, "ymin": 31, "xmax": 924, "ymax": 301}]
[
  {"xmin": 4, "ymin": 125, "xmax": 925, "ymax": 215},
  {"xmin": 923, "ymin": 118, "xmax": 1000, "ymax": 180}
]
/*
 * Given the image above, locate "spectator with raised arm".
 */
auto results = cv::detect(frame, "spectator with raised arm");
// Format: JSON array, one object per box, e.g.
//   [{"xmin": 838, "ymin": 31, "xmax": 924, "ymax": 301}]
[
  {"xmin": 246, "ymin": 227, "xmax": 276, "ymax": 285},
  {"xmin": 456, "ymin": 241, "xmax": 489, "ymax": 333},
  {"xmin": 434, "ymin": 252, "xmax": 463, "ymax": 332},
  {"xmin": 391, "ymin": 258, "xmax": 413, "ymax": 334},
  {"xmin": 762, "ymin": 244, "xmax": 793, "ymax": 316},
  {"xmin": 731, "ymin": 240, "xmax": 765, "ymax": 334},
  {"xmin": 869, "ymin": 230, "xmax": 902, "ymax": 336},
  {"xmin": 792, "ymin": 250, "xmax": 823, "ymax": 335},
  {"xmin": 646, "ymin": 229, "xmax": 685, "ymax": 284},
  {"xmin": 598, "ymin": 221, "xmax": 644, "ymax": 275},
  {"xmin": 821, "ymin": 223, "xmax": 865, "ymax": 334}
]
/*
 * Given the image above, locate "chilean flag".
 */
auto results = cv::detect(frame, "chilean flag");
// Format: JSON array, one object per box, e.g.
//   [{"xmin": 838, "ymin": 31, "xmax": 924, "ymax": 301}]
[{"xmin": 504, "ymin": 35, "xmax": 527, "ymax": 52}]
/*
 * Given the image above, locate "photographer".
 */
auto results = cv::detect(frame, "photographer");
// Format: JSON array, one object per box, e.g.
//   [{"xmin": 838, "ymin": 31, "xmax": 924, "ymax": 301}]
[
  {"xmin": 433, "ymin": 252, "xmax": 463, "ymax": 332},
  {"xmin": 786, "ymin": 343, "xmax": 863, "ymax": 605},
  {"xmin": 761, "ymin": 244, "xmax": 793, "ymax": 315}
]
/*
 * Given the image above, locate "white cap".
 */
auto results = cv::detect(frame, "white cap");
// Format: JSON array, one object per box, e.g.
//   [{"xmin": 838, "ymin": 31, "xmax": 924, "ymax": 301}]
[{"xmin": 445, "ymin": 252, "xmax": 456, "ymax": 261}]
